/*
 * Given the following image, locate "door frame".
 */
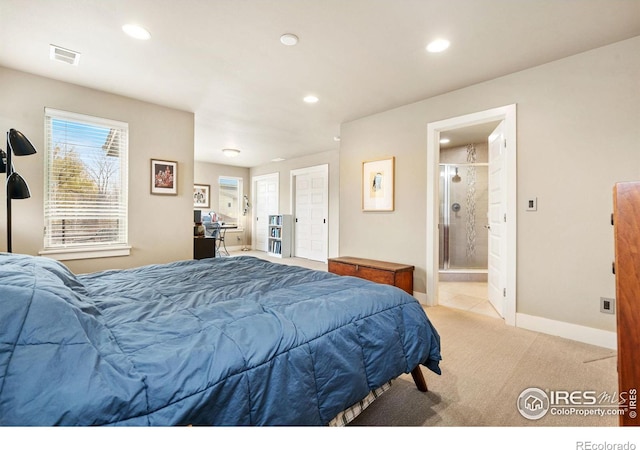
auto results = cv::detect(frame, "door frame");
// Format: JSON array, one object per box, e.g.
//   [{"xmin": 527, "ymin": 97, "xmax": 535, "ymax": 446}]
[
  {"xmin": 290, "ymin": 164, "xmax": 329, "ymax": 262},
  {"xmin": 426, "ymin": 104, "xmax": 517, "ymax": 326}
]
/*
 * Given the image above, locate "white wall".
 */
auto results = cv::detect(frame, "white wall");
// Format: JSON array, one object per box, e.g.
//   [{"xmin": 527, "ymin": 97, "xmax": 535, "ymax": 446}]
[
  {"xmin": 0, "ymin": 67, "xmax": 195, "ymax": 273},
  {"xmin": 339, "ymin": 37, "xmax": 640, "ymax": 333}
]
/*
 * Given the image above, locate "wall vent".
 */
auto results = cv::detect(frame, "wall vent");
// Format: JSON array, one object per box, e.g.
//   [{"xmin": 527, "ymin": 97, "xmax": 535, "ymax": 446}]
[{"xmin": 49, "ymin": 44, "xmax": 81, "ymax": 66}]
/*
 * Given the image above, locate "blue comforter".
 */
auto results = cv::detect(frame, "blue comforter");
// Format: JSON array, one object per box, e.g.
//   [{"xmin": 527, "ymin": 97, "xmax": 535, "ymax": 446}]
[{"xmin": 0, "ymin": 254, "xmax": 441, "ymax": 426}]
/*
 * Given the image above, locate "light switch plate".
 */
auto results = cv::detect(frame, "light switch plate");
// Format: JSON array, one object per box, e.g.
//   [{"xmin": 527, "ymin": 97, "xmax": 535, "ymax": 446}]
[{"xmin": 526, "ymin": 197, "xmax": 537, "ymax": 211}]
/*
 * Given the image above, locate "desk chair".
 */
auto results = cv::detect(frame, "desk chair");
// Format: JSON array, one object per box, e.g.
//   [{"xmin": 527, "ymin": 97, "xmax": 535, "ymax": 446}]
[
  {"xmin": 202, "ymin": 217, "xmax": 219, "ymax": 239},
  {"xmin": 202, "ymin": 215, "xmax": 229, "ymax": 257}
]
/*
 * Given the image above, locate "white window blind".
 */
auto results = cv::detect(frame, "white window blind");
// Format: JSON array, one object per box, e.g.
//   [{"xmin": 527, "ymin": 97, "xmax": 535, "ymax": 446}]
[{"xmin": 43, "ymin": 108, "xmax": 129, "ymax": 256}]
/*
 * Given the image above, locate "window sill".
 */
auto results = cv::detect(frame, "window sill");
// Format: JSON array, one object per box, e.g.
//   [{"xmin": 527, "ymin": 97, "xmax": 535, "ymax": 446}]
[{"xmin": 39, "ymin": 245, "xmax": 131, "ymax": 261}]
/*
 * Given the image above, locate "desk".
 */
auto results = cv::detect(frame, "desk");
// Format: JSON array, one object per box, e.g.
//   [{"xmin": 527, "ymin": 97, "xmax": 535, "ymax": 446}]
[{"xmin": 216, "ymin": 225, "xmax": 237, "ymax": 256}]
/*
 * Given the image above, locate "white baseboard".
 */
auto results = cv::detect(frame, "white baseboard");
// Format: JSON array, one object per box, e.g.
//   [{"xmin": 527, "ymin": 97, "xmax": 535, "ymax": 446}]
[
  {"xmin": 402, "ymin": 292, "xmax": 615, "ymax": 349},
  {"xmin": 413, "ymin": 291, "xmax": 430, "ymax": 305},
  {"xmin": 516, "ymin": 313, "xmax": 617, "ymax": 350}
]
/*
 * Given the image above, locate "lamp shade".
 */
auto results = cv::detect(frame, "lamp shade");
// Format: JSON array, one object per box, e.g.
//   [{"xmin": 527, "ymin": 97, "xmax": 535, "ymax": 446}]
[
  {"xmin": 7, "ymin": 172, "xmax": 31, "ymax": 199},
  {"xmin": 8, "ymin": 129, "xmax": 37, "ymax": 156}
]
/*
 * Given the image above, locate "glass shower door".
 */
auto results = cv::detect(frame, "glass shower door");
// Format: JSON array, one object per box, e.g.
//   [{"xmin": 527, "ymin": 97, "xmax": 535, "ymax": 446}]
[{"xmin": 439, "ymin": 164, "xmax": 489, "ymax": 270}]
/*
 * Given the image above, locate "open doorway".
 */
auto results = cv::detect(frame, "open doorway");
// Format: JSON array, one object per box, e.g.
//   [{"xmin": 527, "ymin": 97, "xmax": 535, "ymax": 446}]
[
  {"xmin": 426, "ymin": 105, "xmax": 517, "ymax": 326},
  {"xmin": 438, "ymin": 123, "xmax": 498, "ymax": 318}
]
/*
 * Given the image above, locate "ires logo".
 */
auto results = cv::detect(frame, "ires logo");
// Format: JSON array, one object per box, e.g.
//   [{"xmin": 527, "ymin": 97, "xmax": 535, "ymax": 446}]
[
  {"xmin": 627, "ymin": 388, "xmax": 637, "ymax": 419},
  {"xmin": 517, "ymin": 388, "xmax": 634, "ymax": 420},
  {"xmin": 549, "ymin": 390, "xmax": 599, "ymax": 405}
]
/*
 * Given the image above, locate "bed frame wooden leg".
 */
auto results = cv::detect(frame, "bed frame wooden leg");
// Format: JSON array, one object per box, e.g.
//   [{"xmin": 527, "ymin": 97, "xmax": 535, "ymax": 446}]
[{"xmin": 411, "ymin": 366, "xmax": 428, "ymax": 392}]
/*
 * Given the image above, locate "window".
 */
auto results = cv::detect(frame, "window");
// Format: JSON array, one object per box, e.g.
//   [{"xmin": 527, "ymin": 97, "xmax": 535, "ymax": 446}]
[
  {"xmin": 42, "ymin": 108, "xmax": 129, "ymax": 260},
  {"xmin": 217, "ymin": 176, "xmax": 242, "ymax": 228}
]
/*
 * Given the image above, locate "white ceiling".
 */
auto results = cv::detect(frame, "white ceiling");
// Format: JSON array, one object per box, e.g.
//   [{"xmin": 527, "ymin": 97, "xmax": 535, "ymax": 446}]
[
  {"xmin": 439, "ymin": 121, "xmax": 501, "ymax": 150},
  {"xmin": 1, "ymin": 0, "xmax": 639, "ymax": 167}
]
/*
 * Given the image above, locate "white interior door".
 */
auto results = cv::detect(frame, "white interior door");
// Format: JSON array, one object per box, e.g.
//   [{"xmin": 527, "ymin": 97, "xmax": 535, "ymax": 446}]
[
  {"xmin": 252, "ymin": 173, "xmax": 279, "ymax": 252},
  {"xmin": 292, "ymin": 165, "xmax": 328, "ymax": 262},
  {"xmin": 487, "ymin": 121, "xmax": 507, "ymax": 317}
]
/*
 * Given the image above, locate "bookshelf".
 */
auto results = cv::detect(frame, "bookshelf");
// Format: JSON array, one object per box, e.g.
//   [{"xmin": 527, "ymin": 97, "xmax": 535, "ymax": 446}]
[{"xmin": 268, "ymin": 214, "xmax": 292, "ymax": 258}]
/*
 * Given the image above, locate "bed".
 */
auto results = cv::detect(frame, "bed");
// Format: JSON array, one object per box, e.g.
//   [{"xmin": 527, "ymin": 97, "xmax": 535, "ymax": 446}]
[{"xmin": 0, "ymin": 253, "xmax": 441, "ymax": 426}]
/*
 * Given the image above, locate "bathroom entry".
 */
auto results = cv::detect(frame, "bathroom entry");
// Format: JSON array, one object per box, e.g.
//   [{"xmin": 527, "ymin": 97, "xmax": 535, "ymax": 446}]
[
  {"xmin": 427, "ymin": 104, "xmax": 517, "ymax": 325},
  {"xmin": 437, "ymin": 125, "xmax": 496, "ymax": 318}
]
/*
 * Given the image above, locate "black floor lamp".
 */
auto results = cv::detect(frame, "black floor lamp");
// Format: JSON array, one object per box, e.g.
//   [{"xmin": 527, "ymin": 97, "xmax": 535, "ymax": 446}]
[{"xmin": 0, "ymin": 129, "xmax": 37, "ymax": 253}]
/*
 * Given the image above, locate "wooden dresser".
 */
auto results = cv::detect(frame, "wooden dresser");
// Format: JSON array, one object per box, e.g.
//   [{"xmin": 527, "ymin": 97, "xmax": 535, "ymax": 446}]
[
  {"xmin": 612, "ymin": 182, "xmax": 640, "ymax": 426},
  {"xmin": 327, "ymin": 256, "xmax": 414, "ymax": 295}
]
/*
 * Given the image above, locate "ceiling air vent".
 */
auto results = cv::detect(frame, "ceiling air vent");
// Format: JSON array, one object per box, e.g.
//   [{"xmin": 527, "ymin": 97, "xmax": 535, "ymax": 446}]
[{"xmin": 49, "ymin": 44, "xmax": 81, "ymax": 66}]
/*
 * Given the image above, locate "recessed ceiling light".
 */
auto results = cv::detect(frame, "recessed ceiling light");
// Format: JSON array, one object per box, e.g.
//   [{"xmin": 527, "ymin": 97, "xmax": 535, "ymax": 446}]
[
  {"xmin": 439, "ymin": 138, "xmax": 450, "ymax": 144},
  {"xmin": 303, "ymin": 95, "xmax": 319, "ymax": 104},
  {"xmin": 333, "ymin": 136, "xmax": 341, "ymax": 142},
  {"xmin": 222, "ymin": 148, "xmax": 241, "ymax": 157},
  {"xmin": 271, "ymin": 157, "xmax": 286, "ymax": 162},
  {"xmin": 427, "ymin": 38, "xmax": 450, "ymax": 53},
  {"xmin": 122, "ymin": 24, "xmax": 151, "ymax": 40},
  {"xmin": 280, "ymin": 33, "xmax": 299, "ymax": 46}
]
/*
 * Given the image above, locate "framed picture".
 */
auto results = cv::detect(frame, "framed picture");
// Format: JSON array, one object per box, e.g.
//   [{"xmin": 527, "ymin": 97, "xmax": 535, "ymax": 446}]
[
  {"xmin": 362, "ymin": 157, "xmax": 395, "ymax": 211},
  {"xmin": 193, "ymin": 184, "xmax": 210, "ymax": 208},
  {"xmin": 151, "ymin": 159, "xmax": 178, "ymax": 195}
]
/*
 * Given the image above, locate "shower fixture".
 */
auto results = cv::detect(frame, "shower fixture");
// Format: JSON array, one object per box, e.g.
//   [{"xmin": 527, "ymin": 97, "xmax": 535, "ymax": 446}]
[{"xmin": 452, "ymin": 167, "xmax": 461, "ymax": 182}]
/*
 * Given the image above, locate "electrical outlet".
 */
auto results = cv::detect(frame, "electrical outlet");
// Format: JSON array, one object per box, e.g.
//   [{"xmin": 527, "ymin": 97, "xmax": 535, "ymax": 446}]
[{"xmin": 600, "ymin": 297, "xmax": 615, "ymax": 314}]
